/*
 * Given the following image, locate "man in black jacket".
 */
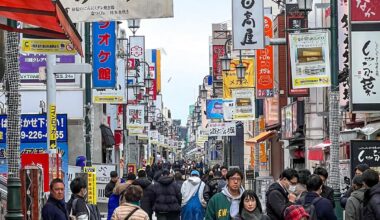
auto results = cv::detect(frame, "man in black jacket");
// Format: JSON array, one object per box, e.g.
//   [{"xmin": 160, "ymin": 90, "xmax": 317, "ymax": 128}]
[
  {"xmin": 104, "ymin": 171, "xmax": 119, "ymax": 198},
  {"xmin": 133, "ymin": 169, "xmax": 154, "ymax": 220},
  {"xmin": 362, "ymin": 169, "xmax": 380, "ymax": 220},
  {"xmin": 42, "ymin": 178, "xmax": 69, "ymax": 220},
  {"xmin": 66, "ymin": 177, "xmax": 89, "ymax": 219},
  {"xmin": 314, "ymin": 166, "xmax": 335, "ymax": 208},
  {"xmin": 266, "ymin": 168, "xmax": 298, "ymax": 220},
  {"xmin": 150, "ymin": 169, "xmax": 181, "ymax": 220}
]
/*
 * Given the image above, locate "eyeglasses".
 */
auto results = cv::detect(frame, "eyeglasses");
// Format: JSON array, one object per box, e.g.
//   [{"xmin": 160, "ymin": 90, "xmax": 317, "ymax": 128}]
[{"xmin": 229, "ymin": 177, "xmax": 242, "ymax": 182}]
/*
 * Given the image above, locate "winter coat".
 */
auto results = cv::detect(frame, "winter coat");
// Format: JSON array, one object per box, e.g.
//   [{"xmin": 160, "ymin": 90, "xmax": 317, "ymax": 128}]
[
  {"xmin": 345, "ymin": 187, "xmax": 365, "ymax": 220},
  {"xmin": 151, "ymin": 175, "xmax": 181, "ymax": 214},
  {"xmin": 205, "ymin": 186, "xmax": 244, "ymax": 220},
  {"xmin": 105, "ymin": 180, "xmax": 116, "ymax": 198},
  {"xmin": 181, "ymin": 176, "xmax": 207, "ymax": 208},
  {"xmin": 340, "ymin": 186, "xmax": 354, "ymax": 209},
  {"xmin": 42, "ymin": 195, "xmax": 69, "ymax": 220},
  {"xmin": 205, "ymin": 177, "xmax": 225, "ymax": 201},
  {"xmin": 66, "ymin": 194, "xmax": 89, "ymax": 218},
  {"xmin": 298, "ymin": 192, "xmax": 337, "ymax": 220},
  {"xmin": 133, "ymin": 178, "xmax": 154, "ymax": 219},
  {"xmin": 238, "ymin": 208, "xmax": 271, "ymax": 220},
  {"xmin": 363, "ymin": 183, "xmax": 380, "ymax": 220},
  {"xmin": 265, "ymin": 182, "xmax": 290, "ymax": 220},
  {"xmin": 111, "ymin": 202, "xmax": 149, "ymax": 220},
  {"xmin": 321, "ymin": 184, "xmax": 335, "ymax": 208}
]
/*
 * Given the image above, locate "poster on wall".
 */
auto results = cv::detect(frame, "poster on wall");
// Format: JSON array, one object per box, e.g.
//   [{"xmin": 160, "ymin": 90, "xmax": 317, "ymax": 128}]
[
  {"xmin": 289, "ymin": 32, "xmax": 331, "ymax": 89},
  {"xmin": 351, "ymin": 31, "xmax": 380, "ymax": 111},
  {"xmin": 232, "ymin": 88, "xmax": 255, "ymax": 120},
  {"xmin": 350, "ymin": 140, "xmax": 380, "ymax": 178}
]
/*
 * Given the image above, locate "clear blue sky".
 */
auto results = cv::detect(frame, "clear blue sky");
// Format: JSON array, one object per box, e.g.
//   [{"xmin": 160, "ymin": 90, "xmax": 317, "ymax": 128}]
[{"xmin": 132, "ymin": 0, "xmax": 231, "ymax": 124}]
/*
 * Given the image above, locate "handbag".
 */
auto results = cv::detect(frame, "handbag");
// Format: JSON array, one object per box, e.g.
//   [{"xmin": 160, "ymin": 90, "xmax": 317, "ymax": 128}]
[{"xmin": 124, "ymin": 207, "xmax": 139, "ymax": 220}]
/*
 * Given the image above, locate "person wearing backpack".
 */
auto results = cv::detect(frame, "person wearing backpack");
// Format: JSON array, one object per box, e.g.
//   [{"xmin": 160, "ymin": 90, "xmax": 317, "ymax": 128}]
[
  {"xmin": 204, "ymin": 171, "xmax": 224, "ymax": 201},
  {"xmin": 345, "ymin": 175, "xmax": 365, "ymax": 220},
  {"xmin": 67, "ymin": 177, "xmax": 90, "ymax": 219},
  {"xmin": 362, "ymin": 169, "xmax": 380, "ymax": 220},
  {"xmin": 111, "ymin": 185, "xmax": 149, "ymax": 220},
  {"xmin": 297, "ymin": 174, "xmax": 337, "ymax": 220}
]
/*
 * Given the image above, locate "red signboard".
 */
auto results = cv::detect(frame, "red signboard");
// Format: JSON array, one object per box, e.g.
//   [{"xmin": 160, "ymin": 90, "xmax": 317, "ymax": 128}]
[
  {"xmin": 351, "ymin": 0, "xmax": 380, "ymax": 22},
  {"xmin": 256, "ymin": 16, "xmax": 274, "ymax": 98},
  {"xmin": 212, "ymin": 45, "xmax": 225, "ymax": 81},
  {"xmin": 21, "ymin": 153, "xmax": 50, "ymax": 192}
]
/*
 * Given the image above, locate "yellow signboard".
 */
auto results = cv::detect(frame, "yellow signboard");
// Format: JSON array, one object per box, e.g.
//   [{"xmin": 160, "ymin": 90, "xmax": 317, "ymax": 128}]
[
  {"xmin": 49, "ymin": 105, "xmax": 57, "ymax": 150},
  {"xmin": 223, "ymin": 58, "xmax": 255, "ymax": 99},
  {"xmin": 84, "ymin": 166, "xmax": 97, "ymax": 204},
  {"xmin": 21, "ymin": 38, "xmax": 77, "ymax": 55}
]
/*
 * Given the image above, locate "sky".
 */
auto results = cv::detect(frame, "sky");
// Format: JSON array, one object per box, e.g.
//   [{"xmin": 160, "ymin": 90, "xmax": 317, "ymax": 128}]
[{"xmin": 126, "ymin": 0, "xmax": 232, "ymax": 125}]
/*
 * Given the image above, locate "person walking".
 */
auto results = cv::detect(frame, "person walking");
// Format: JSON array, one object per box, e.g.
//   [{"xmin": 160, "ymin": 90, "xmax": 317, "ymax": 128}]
[
  {"xmin": 205, "ymin": 171, "xmax": 225, "ymax": 201},
  {"xmin": 345, "ymin": 175, "xmax": 366, "ymax": 220},
  {"xmin": 181, "ymin": 170, "xmax": 208, "ymax": 220},
  {"xmin": 266, "ymin": 168, "xmax": 298, "ymax": 220},
  {"xmin": 133, "ymin": 169, "xmax": 154, "ymax": 220},
  {"xmin": 67, "ymin": 177, "xmax": 89, "ymax": 219},
  {"xmin": 150, "ymin": 169, "xmax": 181, "ymax": 220},
  {"xmin": 42, "ymin": 178, "xmax": 69, "ymax": 220},
  {"xmin": 341, "ymin": 163, "xmax": 370, "ymax": 208},
  {"xmin": 174, "ymin": 171, "xmax": 184, "ymax": 190},
  {"xmin": 238, "ymin": 190, "xmax": 270, "ymax": 220},
  {"xmin": 313, "ymin": 167, "xmax": 335, "ymax": 208},
  {"xmin": 205, "ymin": 168, "xmax": 245, "ymax": 220},
  {"xmin": 362, "ymin": 169, "xmax": 380, "ymax": 220},
  {"xmin": 111, "ymin": 185, "xmax": 149, "ymax": 220},
  {"xmin": 107, "ymin": 173, "xmax": 134, "ymax": 220},
  {"xmin": 105, "ymin": 171, "xmax": 120, "ymax": 198}
]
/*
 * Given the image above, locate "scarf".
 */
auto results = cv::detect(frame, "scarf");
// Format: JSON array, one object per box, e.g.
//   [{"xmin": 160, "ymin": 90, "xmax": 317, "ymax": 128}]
[{"xmin": 241, "ymin": 208, "xmax": 262, "ymax": 220}]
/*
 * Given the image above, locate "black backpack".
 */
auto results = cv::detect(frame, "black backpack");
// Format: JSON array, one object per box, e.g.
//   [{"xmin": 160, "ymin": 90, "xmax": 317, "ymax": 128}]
[{"xmin": 302, "ymin": 197, "xmax": 322, "ymax": 220}]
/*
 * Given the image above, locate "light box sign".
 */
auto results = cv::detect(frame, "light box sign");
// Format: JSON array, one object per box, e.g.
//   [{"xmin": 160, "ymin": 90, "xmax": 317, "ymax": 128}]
[
  {"xmin": 206, "ymin": 99, "xmax": 224, "ymax": 119},
  {"xmin": 232, "ymin": 0, "xmax": 264, "ymax": 50},
  {"xmin": 129, "ymin": 36, "xmax": 145, "ymax": 85},
  {"xmin": 232, "ymin": 88, "xmax": 255, "ymax": 120},
  {"xmin": 350, "ymin": 0, "xmax": 380, "ymax": 22},
  {"xmin": 350, "ymin": 140, "xmax": 380, "ymax": 178},
  {"xmin": 92, "ymin": 21, "xmax": 116, "ymax": 89},
  {"xmin": 208, "ymin": 122, "xmax": 236, "ymax": 137},
  {"xmin": 0, "ymin": 114, "xmax": 68, "ymax": 143},
  {"xmin": 127, "ymin": 105, "xmax": 145, "ymax": 129}
]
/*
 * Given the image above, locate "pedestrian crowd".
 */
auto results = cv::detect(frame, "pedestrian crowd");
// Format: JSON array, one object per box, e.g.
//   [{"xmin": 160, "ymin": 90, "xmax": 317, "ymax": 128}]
[{"xmin": 42, "ymin": 161, "xmax": 380, "ymax": 220}]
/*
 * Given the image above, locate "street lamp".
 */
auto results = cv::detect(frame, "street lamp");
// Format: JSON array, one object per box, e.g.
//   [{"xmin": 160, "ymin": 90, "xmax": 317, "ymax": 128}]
[
  {"xmin": 199, "ymin": 84, "xmax": 207, "ymax": 100},
  {"xmin": 298, "ymin": 0, "xmax": 314, "ymax": 12},
  {"xmin": 220, "ymin": 38, "xmax": 232, "ymax": 71},
  {"xmin": 127, "ymin": 19, "xmax": 141, "ymax": 36}
]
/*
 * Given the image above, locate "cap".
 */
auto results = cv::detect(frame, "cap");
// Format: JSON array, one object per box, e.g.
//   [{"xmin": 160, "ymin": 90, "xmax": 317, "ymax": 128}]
[
  {"xmin": 284, "ymin": 205, "xmax": 309, "ymax": 220},
  {"xmin": 191, "ymin": 170, "xmax": 200, "ymax": 176}
]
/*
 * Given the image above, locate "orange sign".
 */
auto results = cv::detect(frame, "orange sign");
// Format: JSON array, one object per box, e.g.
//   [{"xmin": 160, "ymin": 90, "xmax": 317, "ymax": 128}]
[{"xmin": 256, "ymin": 16, "xmax": 274, "ymax": 98}]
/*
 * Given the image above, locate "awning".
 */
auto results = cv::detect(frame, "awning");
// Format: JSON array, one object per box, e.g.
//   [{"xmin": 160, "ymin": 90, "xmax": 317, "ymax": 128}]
[
  {"xmin": 0, "ymin": 0, "xmax": 83, "ymax": 56},
  {"xmin": 246, "ymin": 131, "xmax": 275, "ymax": 143},
  {"xmin": 307, "ymin": 140, "xmax": 331, "ymax": 161},
  {"xmin": 360, "ymin": 121, "xmax": 380, "ymax": 136}
]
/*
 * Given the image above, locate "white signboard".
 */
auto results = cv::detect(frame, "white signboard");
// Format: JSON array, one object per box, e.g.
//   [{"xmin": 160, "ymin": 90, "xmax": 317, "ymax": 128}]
[
  {"xmin": 129, "ymin": 36, "xmax": 145, "ymax": 84},
  {"xmin": 289, "ymin": 32, "xmax": 331, "ymax": 89},
  {"xmin": 127, "ymin": 105, "xmax": 145, "ymax": 129},
  {"xmin": 93, "ymin": 59, "xmax": 126, "ymax": 103},
  {"xmin": 208, "ymin": 122, "xmax": 236, "ymax": 137},
  {"xmin": 60, "ymin": 0, "xmax": 174, "ymax": 22},
  {"xmin": 149, "ymin": 130, "xmax": 159, "ymax": 144},
  {"xmin": 232, "ymin": 0, "xmax": 264, "ymax": 50},
  {"xmin": 94, "ymin": 164, "xmax": 116, "ymax": 184},
  {"xmin": 351, "ymin": 31, "xmax": 380, "ymax": 111},
  {"xmin": 232, "ymin": 88, "xmax": 255, "ymax": 120},
  {"xmin": 223, "ymin": 100, "xmax": 234, "ymax": 121}
]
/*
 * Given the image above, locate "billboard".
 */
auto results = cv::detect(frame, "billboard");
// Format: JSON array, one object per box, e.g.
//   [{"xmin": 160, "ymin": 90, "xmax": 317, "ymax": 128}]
[
  {"xmin": 208, "ymin": 122, "xmax": 236, "ymax": 137},
  {"xmin": 232, "ymin": 0, "xmax": 264, "ymax": 50},
  {"xmin": 232, "ymin": 88, "xmax": 255, "ymax": 120},
  {"xmin": 289, "ymin": 32, "xmax": 331, "ymax": 89},
  {"xmin": 206, "ymin": 99, "xmax": 224, "ymax": 119},
  {"xmin": 350, "ymin": 0, "xmax": 380, "ymax": 22},
  {"xmin": 350, "ymin": 140, "xmax": 380, "ymax": 178},
  {"xmin": 223, "ymin": 58, "xmax": 255, "ymax": 99},
  {"xmin": 126, "ymin": 105, "xmax": 145, "ymax": 129},
  {"xmin": 92, "ymin": 21, "xmax": 116, "ymax": 89}
]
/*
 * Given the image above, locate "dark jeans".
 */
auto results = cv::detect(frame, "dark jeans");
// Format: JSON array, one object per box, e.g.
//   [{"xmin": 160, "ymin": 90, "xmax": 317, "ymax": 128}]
[{"xmin": 156, "ymin": 212, "xmax": 180, "ymax": 220}]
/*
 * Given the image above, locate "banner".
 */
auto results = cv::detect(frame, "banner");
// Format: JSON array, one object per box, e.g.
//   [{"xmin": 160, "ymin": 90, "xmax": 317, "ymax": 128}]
[
  {"xmin": 129, "ymin": 36, "xmax": 145, "ymax": 86},
  {"xmin": 93, "ymin": 59, "xmax": 126, "ymax": 103},
  {"xmin": 223, "ymin": 58, "xmax": 255, "ymax": 99},
  {"xmin": 289, "ymin": 32, "xmax": 331, "ymax": 89},
  {"xmin": 84, "ymin": 167, "xmax": 97, "ymax": 204},
  {"xmin": 256, "ymin": 15, "xmax": 274, "ymax": 98},
  {"xmin": 60, "ymin": 0, "xmax": 174, "ymax": 22},
  {"xmin": 350, "ymin": 140, "xmax": 380, "ymax": 178},
  {"xmin": 232, "ymin": 0, "xmax": 264, "ymax": 50},
  {"xmin": 145, "ymin": 49, "xmax": 159, "ymax": 100},
  {"xmin": 350, "ymin": 0, "xmax": 380, "ymax": 22},
  {"xmin": 126, "ymin": 105, "xmax": 145, "ymax": 129},
  {"xmin": 92, "ymin": 21, "xmax": 116, "ymax": 89},
  {"xmin": 206, "ymin": 99, "xmax": 224, "ymax": 119},
  {"xmin": 351, "ymin": 31, "xmax": 380, "ymax": 111},
  {"xmin": 232, "ymin": 88, "xmax": 255, "ymax": 120},
  {"xmin": 208, "ymin": 122, "xmax": 236, "ymax": 137},
  {"xmin": 21, "ymin": 38, "xmax": 77, "ymax": 55},
  {"xmin": 212, "ymin": 45, "xmax": 225, "ymax": 81},
  {"xmin": 339, "ymin": 0, "xmax": 350, "ymax": 108}
]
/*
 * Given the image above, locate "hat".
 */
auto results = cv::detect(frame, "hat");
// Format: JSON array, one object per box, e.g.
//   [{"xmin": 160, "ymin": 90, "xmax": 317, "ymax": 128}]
[
  {"xmin": 284, "ymin": 205, "xmax": 309, "ymax": 220},
  {"xmin": 191, "ymin": 170, "xmax": 200, "ymax": 176}
]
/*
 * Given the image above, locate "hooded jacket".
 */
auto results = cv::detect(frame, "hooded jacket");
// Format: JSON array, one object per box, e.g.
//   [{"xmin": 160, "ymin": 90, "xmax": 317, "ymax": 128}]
[
  {"xmin": 345, "ymin": 187, "xmax": 365, "ymax": 220},
  {"xmin": 181, "ymin": 176, "xmax": 207, "ymax": 207},
  {"xmin": 133, "ymin": 178, "xmax": 153, "ymax": 219},
  {"xmin": 205, "ymin": 185, "xmax": 244, "ymax": 220},
  {"xmin": 363, "ymin": 183, "xmax": 380, "ymax": 220},
  {"xmin": 265, "ymin": 182, "xmax": 290, "ymax": 220},
  {"xmin": 151, "ymin": 175, "xmax": 181, "ymax": 214}
]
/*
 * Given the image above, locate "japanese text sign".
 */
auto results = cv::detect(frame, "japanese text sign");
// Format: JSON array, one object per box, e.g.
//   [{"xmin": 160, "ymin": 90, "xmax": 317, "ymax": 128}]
[
  {"xmin": 127, "ymin": 105, "xmax": 145, "ymax": 129},
  {"xmin": 223, "ymin": 58, "xmax": 255, "ymax": 99},
  {"xmin": 84, "ymin": 167, "xmax": 97, "ymax": 204},
  {"xmin": 232, "ymin": 0, "xmax": 264, "ymax": 50},
  {"xmin": 92, "ymin": 21, "xmax": 116, "ymax": 89},
  {"xmin": 351, "ymin": 31, "xmax": 380, "ymax": 111},
  {"xmin": 208, "ymin": 122, "xmax": 236, "ymax": 137},
  {"xmin": 129, "ymin": 36, "xmax": 145, "ymax": 85},
  {"xmin": 339, "ymin": 0, "xmax": 350, "ymax": 107},
  {"xmin": 351, "ymin": 0, "xmax": 380, "ymax": 22},
  {"xmin": 232, "ymin": 88, "xmax": 255, "ymax": 120},
  {"xmin": 206, "ymin": 99, "xmax": 224, "ymax": 119},
  {"xmin": 212, "ymin": 45, "xmax": 225, "ymax": 81},
  {"xmin": 350, "ymin": 140, "xmax": 380, "ymax": 178},
  {"xmin": 0, "ymin": 114, "xmax": 67, "ymax": 143},
  {"xmin": 256, "ymin": 16, "xmax": 274, "ymax": 98}
]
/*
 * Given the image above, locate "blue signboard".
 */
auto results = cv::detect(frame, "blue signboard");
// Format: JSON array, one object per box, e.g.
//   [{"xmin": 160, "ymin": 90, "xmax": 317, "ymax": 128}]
[
  {"xmin": 92, "ymin": 21, "xmax": 116, "ymax": 88},
  {"xmin": 0, "ymin": 114, "xmax": 68, "ymax": 143},
  {"xmin": 206, "ymin": 99, "xmax": 224, "ymax": 119}
]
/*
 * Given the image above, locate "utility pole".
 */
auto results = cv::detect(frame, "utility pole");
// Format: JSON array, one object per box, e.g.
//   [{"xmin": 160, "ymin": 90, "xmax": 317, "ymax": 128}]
[{"xmin": 85, "ymin": 23, "xmax": 92, "ymax": 166}]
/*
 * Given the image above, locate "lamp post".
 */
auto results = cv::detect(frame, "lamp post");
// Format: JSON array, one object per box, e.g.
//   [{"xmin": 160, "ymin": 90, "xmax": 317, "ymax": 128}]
[{"xmin": 127, "ymin": 19, "xmax": 141, "ymax": 36}]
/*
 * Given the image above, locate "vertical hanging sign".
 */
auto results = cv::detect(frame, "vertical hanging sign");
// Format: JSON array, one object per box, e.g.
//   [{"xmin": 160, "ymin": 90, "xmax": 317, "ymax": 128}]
[
  {"xmin": 232, "ymin": 0, "xmax": 264, "ymax": 50},
  {"xmin": 256, "ymin": 15, "xmax": 274, "ymax": 98},
  {"xmin": 129, "ymin": 36, "xmax": 145, "ymax": 84},
  {"xmin": 92, "ymin": 21, "xmax": 116, "ymax": 88}
]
